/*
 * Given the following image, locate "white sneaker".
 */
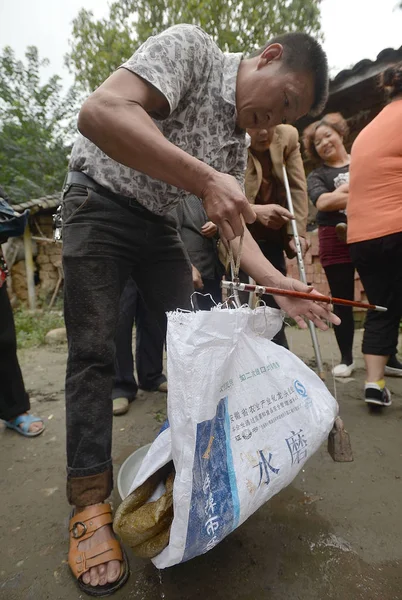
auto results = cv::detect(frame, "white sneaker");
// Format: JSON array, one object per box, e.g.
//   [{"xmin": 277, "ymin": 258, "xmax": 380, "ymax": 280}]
[{"xmin": 332, "ymin": 362, "xmax": 355, "ymax": 377}]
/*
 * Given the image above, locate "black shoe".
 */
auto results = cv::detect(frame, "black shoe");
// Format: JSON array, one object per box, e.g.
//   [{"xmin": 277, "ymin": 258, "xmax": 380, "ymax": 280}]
[
  {"xmin": 364, "ymin": 384, "xmax": 392, "ymax": 407},
  {"xmin": 385, "ymin": 355, "xmax": 402, "ymax": 377}
]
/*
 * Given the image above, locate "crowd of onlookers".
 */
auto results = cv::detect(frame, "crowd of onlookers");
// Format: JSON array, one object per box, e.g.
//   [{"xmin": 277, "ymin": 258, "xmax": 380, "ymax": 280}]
[
  {"xmin": 304, "ymin": 62, "xmax": 402, "ymax": 407},
  {"xmin": 106, "ymin": 61, "xmax": 402, "ymax": 417},
  {"xmin": 156, "ymin": 61, "xmax": 402, "ymax": 410}
]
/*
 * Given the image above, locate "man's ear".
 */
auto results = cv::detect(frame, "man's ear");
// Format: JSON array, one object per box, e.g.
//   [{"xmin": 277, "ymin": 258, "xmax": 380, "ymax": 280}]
[{"xmin": 256, "ymin": 43, "xmax": 283, "ymax": 70}]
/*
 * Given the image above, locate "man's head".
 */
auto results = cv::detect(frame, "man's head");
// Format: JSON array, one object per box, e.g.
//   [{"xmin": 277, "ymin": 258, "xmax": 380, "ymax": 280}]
[
  {"xmin": 247, "ymin": 127, "xmax": 275, "ymax": 153},
  {"xmin": 236, "ymin": 32, "xmax": 328, "ymax": 131}
]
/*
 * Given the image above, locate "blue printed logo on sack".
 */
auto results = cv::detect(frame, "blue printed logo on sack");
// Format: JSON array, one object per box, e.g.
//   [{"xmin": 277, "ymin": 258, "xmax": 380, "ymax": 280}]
[
  {"xmin": 182, "ymin": 397, "xmax": 240, "ymax": 562},
  {"xmin": 294, "ymin": 380, "xmax": 312, "ymax": 408}
]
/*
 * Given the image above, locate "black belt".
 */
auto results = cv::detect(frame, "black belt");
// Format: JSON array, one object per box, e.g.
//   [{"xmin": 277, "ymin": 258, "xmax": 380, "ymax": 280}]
[{"xmin": 64, "ymin": 171, "xmax": 153, "ymax": 217}]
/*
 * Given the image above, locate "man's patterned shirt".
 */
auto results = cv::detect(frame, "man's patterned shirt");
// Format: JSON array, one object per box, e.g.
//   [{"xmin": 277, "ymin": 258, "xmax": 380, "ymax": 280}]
[{"xmin": 69, "ymin": 24, "xmax": 247, "ymax": 215}]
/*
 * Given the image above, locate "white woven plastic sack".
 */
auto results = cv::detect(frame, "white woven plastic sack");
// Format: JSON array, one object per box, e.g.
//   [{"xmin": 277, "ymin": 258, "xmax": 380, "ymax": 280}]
[{"xmin": 128, "ymin": 306, "xmax": 338, "ymax": 568}]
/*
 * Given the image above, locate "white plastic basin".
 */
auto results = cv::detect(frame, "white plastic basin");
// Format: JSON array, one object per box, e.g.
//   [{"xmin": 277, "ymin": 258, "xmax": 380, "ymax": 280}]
[{"xmin": 117, "ymin": 443, "xmax": 152, "ymax": 500}]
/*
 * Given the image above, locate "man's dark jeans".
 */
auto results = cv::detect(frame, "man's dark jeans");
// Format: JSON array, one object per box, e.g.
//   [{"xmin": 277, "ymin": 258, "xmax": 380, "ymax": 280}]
[{"xmin": 62, "ymin": 183, "xmax": 192, "ymax": 506}]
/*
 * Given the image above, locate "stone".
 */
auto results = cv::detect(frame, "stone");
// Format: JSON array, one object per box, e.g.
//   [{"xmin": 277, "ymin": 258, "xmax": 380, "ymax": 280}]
[
  {"xmin": 45, "ymin": 328, "xmax": 67, "ymax": 345},
  {"xmin": 36, "ymin": 253, "xmax": 50, "ymax": 265},
  {"xmin": 12, "ymin": 261, "xmax": 26, "ymax": 275},
  {"xmin": 41, "ymin": 263, "xmax": 57, "ymax": 272}
]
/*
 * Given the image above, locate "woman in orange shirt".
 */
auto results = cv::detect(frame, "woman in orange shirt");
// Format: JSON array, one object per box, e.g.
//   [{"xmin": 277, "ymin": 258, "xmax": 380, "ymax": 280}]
[{"xmin": 348, "ymin": 63, "xmax": 402, "ymax": 407}]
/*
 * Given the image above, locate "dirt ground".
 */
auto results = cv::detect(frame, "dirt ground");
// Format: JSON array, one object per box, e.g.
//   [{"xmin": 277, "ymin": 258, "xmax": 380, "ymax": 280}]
[{"xmin": 1, "ymin": 328, "xmax": 402, "ymax": 600}]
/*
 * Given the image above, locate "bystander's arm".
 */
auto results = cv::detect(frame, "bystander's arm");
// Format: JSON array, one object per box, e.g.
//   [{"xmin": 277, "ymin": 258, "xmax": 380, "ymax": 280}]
[{"xmin": 316, "ymin": 184, "xmax": 348, "ymax": 211}]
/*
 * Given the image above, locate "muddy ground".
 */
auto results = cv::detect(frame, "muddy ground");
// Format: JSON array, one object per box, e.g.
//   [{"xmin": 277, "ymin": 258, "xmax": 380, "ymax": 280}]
[{"xmin": 1, "ymin": 328, "xmax": 402, "ymax": 600}]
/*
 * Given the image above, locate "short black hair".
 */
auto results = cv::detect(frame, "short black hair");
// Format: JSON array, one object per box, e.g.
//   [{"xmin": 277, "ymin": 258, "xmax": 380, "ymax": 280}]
[{"xmin": 250, "ymin": 32, "xmax": 328, "ymax": 117}]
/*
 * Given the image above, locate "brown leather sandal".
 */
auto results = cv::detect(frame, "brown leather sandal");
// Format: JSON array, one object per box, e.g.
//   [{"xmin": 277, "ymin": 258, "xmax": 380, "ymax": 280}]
[{"xmin": 68, "ymin": 503, "xmax": 130, "ymax": 597}]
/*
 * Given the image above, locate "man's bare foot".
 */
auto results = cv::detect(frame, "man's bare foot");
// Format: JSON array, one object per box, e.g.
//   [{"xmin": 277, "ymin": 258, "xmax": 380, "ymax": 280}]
[{"xmin": 75, "ymin": 505, "xmax": 122, "ymax": 588}]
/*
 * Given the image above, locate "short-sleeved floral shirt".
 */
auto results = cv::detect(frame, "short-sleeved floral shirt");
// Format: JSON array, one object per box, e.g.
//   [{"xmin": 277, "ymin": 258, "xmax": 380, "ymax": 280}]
[{"xmin": 69, "ymin": 24, "xmax": 247, "ymax": 215}]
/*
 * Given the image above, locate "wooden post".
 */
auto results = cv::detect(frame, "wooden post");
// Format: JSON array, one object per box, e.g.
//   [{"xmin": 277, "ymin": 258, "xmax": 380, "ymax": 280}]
[{"xmin": 23, "ymin": 224, "xmax": 36, "ymax": 310}]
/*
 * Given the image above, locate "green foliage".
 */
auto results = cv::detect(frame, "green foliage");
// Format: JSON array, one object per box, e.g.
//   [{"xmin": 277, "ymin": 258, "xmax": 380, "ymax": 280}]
[
  {"xmin": 66, "ymin": 0, "xmax": 323, "ymax": 92},
  {"xmin": 154, "ymin": 409, "xmax": 167, "ymax": 423},
  {"xmin": 14, "ymin": 309, "xmax": 65, "ymax": 349},
  {"xmin": 0, "ymin": 46, "xmax": 79, "ymax": 204}
]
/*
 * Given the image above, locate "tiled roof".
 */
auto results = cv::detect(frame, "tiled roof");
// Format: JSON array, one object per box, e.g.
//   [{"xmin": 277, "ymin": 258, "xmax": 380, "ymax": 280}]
[
  {"xmin": 297, "ymin": 44, "xmax": 402, "ymax": 133},
  {"xmin": 14, "ymin": 194, "xmax": 60, "ymax": 214},
  {"xmin": 330, "ymin": 46, "xmax": 402, "ymax": 93}
]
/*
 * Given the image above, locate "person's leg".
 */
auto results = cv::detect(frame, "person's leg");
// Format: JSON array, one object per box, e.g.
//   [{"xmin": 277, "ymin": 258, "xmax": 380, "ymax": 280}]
[
  {"xmin": 194, "ymin": 278, "xmax": 222, "ymax": 310},
  {"xmin": 63, "ymin": 188, "xmax": 192, "ymax": 590},
  {"xmin": 135, "ymin": 289, "xmax": 167, "ymax": 392},
  {"xmin": 134, "ymin": 215, "xmax": 193, "ymax": 336},
  {"xmin": 365, "ymin": 354, "xmax": 389, "ymax": 382},
  {"xmin": 62, "ymin": 185, "xmax": 137, "ymax": 589},
  {"xmin": 0, "ymin": 283, "xmax": 44, "ymax": 434},
  {"xmin": 385, "ymin": 231, "xmax": 402, "ymax": 376},
  {"xmin": 0, "ymin": 283, "xmax": 30, "ymax": 419},
  {"xmin": 112, "ymin": 277, "xmax": 138, "ymax": 413},
  {"xmin": 388, "ymin": 233, "xmax": 402, "ymax": 378},
  {"xmin": 385, "ymin": 353, "xmax": 402, "ymax": 376},
  {"xmin": 258, "ymin": 243, "xmax": 289, "ymax": 349},
  {"xmin": 349, "ymin": 235, "xmax": 402, "ymax": 406},
  {"xmin": 323, "ymin": 263, "xmax": 355, "ymax": 370},
  {"xmin": 208, "ymin": 277, "xmax": 223, "ymax": 305},
  {"xmin": 350, "ymin": 238, "xmax": 397, "ymax": 362},
  {"xmin": 64, "ymin": 256, "xmax": 127, "ymax": 496}
]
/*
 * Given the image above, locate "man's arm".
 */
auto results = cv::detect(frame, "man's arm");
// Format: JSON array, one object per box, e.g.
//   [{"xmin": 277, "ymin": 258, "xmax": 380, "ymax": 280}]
[{"xmin": 77, "ymin": 28, "xmax": 255, "ymax": 240}]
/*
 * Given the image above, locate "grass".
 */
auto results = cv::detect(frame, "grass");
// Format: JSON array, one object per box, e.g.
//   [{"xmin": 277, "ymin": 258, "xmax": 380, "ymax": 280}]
[
  {"xmin": 14, "ymin": 308, "xmax": 65, "ymax": 349},
  {"xmin": 154, "ymin": 410, "xmax": 167, "ymax": 424}
]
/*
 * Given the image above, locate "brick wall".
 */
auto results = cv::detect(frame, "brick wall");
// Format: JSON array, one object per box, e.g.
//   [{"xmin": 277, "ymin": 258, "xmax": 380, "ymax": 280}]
[
  {"xmin": 9, "ymin": 214, "xmax": 62, "ymax": 306},
  {"xmin": 285, "ymin": 230, "xmax": 367, "ymax": 322}
]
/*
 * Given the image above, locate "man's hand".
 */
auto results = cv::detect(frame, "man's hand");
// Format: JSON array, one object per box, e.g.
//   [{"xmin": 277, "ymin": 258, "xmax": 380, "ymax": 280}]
[
  {"xmin": 201, "ymin": 172, "xmax": 256, "ymax": 240},
  {"xmin": 254, "ymin": 204, "xmax": 295, "ymax": 230},
  {"xmin": 226, "ymin": 227, "xmax": 339, "ymax": 331},
  {"xmin": 288, "ymin": 236, "xmax": 309, "ymax": 257},
  {"xmin": 273, "ymin": 277, "xmax": 341, "ymax": 331},
  {"xmin": 200, "ymin": 221, "xmax": 218, "ymax": 238},
  {"xmin": 192, "ymin": 265, "xmax": 204, "ymax": 290}
]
